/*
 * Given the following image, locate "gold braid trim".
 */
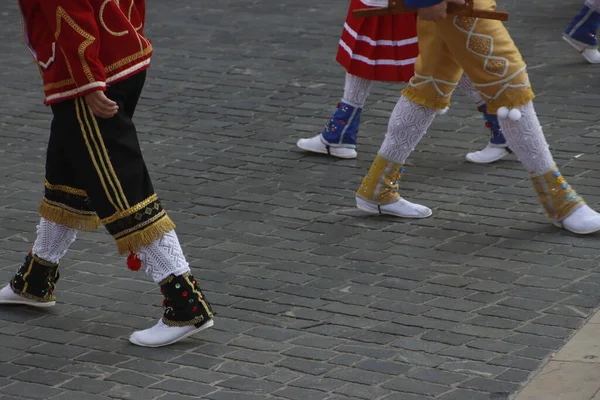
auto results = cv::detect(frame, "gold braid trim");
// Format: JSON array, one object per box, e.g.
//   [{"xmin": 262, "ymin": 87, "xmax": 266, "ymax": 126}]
[
  {"xmin": 114, "ymin": 214, "xmax": 176, "ymax": 254},
  {"xmin": 485, "ymin": 91, "xmax": 535, "ymax": 115},
  {"xmin": 32, "ymin": 255, "xmax": 58, "ymax": 267},
  {"xmin": 162, "ymin": 314, "xmax": 206, "ymax": 327},
  {"xmin": 44, "ymin": 179, "xmax": 88, "ymax": 197},
  {"xmin": 10, "ymin": 285, "xmax": 56, "ymax": 303},
  {"xmin": 101, "ymin": 194, "xmax": 159, "ymax": 225},
  {"xmin": 184, "ymin": 274, "xmax": 214, "ymax": 319},
  {"xmin": 40, "ymin": 200, "xmax": 100, "ymax": 232},
  {"xmin": 401, "ymin": 86, "xmax": 450, "ymax": 110}
]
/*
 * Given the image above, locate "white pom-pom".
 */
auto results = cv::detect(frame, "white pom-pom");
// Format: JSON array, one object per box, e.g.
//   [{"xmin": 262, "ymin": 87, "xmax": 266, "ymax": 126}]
[
  {"xmin": 508, "ymin": 108, "xmax": 522, "ymax": 121},
  {"xmin": 437, "ymin": 107, "xmax": 449, "ymax": 116},
  {"xmin": 497, "ymin": 106, "xmax": 509, "ymax": 119}
]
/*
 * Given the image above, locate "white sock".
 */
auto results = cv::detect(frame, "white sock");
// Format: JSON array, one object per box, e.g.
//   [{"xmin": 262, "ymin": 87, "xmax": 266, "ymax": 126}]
[
  {"xmin": 378, "ymin": 97, "xmax": 437, "ymax": 164},
  {"xmin": 497, "ymin": 101, "xmax": 555, "ymax": 173},
  {"xmin": 32, "ymin": 218, "xmax": 78, "ymax": 264},
  {"xmin": 584, "ymin": 0, "xmax": 600, "ymax": 12},
  {"xmin": 136, "ymin": 230, "xmax": 191, "ymax": 283},
  {"xmin": 342, "ymin": 73, "xmax": 374, "ymax": 108},
  {"xmin": 457, "ymin": 74, "xmax": 485, "ymax": 107}
]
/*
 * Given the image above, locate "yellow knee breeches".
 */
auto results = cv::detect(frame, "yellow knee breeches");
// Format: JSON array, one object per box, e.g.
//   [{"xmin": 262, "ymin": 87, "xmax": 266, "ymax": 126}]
[{"xmin": 402, "ymin": 0, "xmax": 535, "ymax": 114}]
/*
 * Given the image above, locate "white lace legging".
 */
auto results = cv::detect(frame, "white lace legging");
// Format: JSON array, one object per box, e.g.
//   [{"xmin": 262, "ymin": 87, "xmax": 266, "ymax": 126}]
[{"xmin": 585, "ymin": 0, "xmax": 600, "ymax": 11}]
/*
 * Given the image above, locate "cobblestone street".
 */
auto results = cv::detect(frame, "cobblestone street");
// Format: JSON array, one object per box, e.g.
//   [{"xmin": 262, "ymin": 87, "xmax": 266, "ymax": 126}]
[{"xmin": 1, "ymin": 1, "xmax": 600, "ymax": 399}]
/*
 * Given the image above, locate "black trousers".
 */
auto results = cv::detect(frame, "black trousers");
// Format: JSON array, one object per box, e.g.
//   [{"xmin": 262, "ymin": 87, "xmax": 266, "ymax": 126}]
[{"xmin": 41, "ymin": 70, "xmax": 174, "ymax": 254}]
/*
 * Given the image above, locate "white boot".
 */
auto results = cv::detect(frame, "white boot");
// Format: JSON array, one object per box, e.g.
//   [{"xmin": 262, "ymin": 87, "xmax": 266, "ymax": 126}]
[
  {"xmin": 356, "ymin": 197, "xmax": 432, "ymax": 218},
  {"xmin": 128, "ymin": 231, "xmax": 215, "ymax": 347},
  {"xmin": 129, "ymin": 319, "xmax": 214, "ymax": 348},
  {"xmin": 0, "ymin": 284, "xmax": 56, "ymax": 308},
  {"xmin": 356, "ymin": 155, "xmax": 432, "ymax": 219},
  {"xmin": 560, "ymin": 204, "xmax": 600, "ymax": 234},
  {"xmin": 297, "ymin": 135, "xmax": 358, "ymax": 159},
  {"xmin": 465, "ymin": 143, "xmax": 510, "ymax": 164},
  {"xmin": 563, "ymin": 35, "xmax": 600, "ymax": 64}
]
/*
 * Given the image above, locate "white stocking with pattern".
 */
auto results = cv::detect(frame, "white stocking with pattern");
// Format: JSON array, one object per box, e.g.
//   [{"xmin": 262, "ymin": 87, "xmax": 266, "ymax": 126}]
[
  {"xmin": 136, "ymin": 230, "xmax": 190, "ymax": 283},
  {"xmin": 378, "ymin": 96, "xmax": 437, "ymax": 164},
  {"xmin": 457, "ymin": 74, "xmax": 484, "ymax": 106},
  {"xmin": 32, "ymin": 218, "xmax": 77, "ymax": 264},
  {"xmin": 342, "ymin": 73, "xmax": 374, "ymax": 108},
  {"xmin": 497, "ymin": 101, "xmax": 554, "ymax": 173},
  {"xmin": 584, "ymin": 0, "xmax": 600, "ymax": 12}
]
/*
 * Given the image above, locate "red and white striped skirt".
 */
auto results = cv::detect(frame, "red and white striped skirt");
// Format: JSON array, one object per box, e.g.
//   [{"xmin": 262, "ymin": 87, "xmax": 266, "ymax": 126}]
[{"xmin": 336, "ymin": 0, "xmax": 419, "ymax": 82}]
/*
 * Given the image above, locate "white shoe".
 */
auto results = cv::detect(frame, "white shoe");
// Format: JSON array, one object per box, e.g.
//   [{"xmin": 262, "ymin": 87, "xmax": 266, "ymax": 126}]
[
  {"xmin": 297, "ymin": 135, "xmax": 357, "ymax": 159},
  {"xmin": 559, "ymin": 204, "xmax": 600, "ymax": 234},
  {"xmin": 129, "ymin": 318, "xmax": 214, "ymax": 348},
  {"xmin": 356, "ymin": 196, "xmax": 432, "ymax": 218},
  {"xmin": 465, "ymin": 144, "xmax": 510, "ymax": 164},
  {"xmin": 562, "ymin": 35, "xmax": 600, "ymax": 64},
  {"xmin": 0, "ymin": 284, "xmax": 56, "ymax": 308}
]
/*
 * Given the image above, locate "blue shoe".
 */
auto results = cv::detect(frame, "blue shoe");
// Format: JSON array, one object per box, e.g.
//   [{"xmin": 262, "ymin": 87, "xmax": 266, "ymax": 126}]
[
  {"xmin": 297, "ymin": 101, "xmax": 361, "ymax": 158},
  {"xmin": 563, "ymin": 6, "xmax": 600, "ymax": 63},
  {"xmin": 465, "ymin": 104, "xmax": 511, "ymax": 164}
]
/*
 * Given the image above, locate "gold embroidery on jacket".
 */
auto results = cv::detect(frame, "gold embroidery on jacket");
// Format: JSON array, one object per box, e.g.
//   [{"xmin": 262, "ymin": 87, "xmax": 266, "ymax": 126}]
[
  {"xmin": 100, "ymin": 0, "xmax": 128, "ymax": 36},
  {"xmin": 55, "ymin": 7, "xmax": 97, "ymax": 83}
]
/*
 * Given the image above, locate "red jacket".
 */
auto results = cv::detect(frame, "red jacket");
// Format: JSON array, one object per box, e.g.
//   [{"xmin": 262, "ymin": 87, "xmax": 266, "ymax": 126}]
[{"xmin": 18, "ymin": 0, "xmax": 152, "ymax": 105}]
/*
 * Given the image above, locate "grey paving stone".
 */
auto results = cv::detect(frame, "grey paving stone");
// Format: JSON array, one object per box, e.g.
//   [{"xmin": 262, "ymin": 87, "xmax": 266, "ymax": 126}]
[
  {"xmin": 149, "ymin": 379, "xmax": 215, "ymax": 397},
  {"xmin": 102, "ymin": 384, "xmax": 165, "ymax": 400},
  {"xmin": 459, "ymin": 377, "xmax": 520, "ymax": 394},
  {"xmin": 382, "ymin": 376, "xmax": 448, "ymax": 397},
  {"xmin": 217, "ymin": 376, "xmax": 283, "ymax": 394},
  {"xmin": 406, "ymin": 367, "xmax": 469, "ymax": 385},
  {"xmin": 12, "ymin": 369, "xmax": 73, "ymax": 387},
  {"xmin": 0, "ymin": 382, "xmax": 63, "ymax": 399},
  {"xmin": 105, "ymin": 370, "xmax": 161, "ymax": 388},
  {"xmin": 333, "ymin": 383, "xmax": 391, "ymax": 399},
  {"xmin": 59, "ymin": 377, "xmax": 117, "ymax": 394}
]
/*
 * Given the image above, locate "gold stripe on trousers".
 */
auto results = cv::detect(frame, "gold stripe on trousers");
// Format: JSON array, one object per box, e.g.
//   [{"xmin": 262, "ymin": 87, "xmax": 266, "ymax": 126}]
[{"xmin": 74, "ymin": 98, "xmax": 130, "ymax": 212}]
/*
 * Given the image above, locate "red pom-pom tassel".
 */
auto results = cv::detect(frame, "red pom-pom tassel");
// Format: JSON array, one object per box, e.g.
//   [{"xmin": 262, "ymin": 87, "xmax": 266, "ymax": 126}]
[{"xmin": 127, "ymin": 252, "xmax": 142, "ymax": 271}]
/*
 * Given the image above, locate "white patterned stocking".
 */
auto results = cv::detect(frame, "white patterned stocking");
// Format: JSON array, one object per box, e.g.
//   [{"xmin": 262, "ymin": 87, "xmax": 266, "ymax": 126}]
[
  {"xmin": 342, "ymin": 73, "xmax": 374, "ymax": 108},
  {"xmin": 584, "ymin": 0, "xmax": 600, "ymax": 12},
  {"xmin": 378, "ymin": 96, "xmax": 437, "ymax": 164},
  {"xmin": 136, "ymin": 230, "xmax": 191, "ymax": 283},
  {"xmin": 457, "ymin": 74, "xmax": 485, "ymax": 106},
  {"xmin": 32, "ymin": 218, "xmax": 77, "ymax": 264},
  {"xmin": 497, "ymin": 101, "xmax": 555, "ymax": 173}
]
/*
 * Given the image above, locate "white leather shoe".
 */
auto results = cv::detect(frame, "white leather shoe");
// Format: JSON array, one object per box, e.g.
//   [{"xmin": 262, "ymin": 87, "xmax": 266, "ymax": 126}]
[
  {"xmin": 465, "ymin": 144, "xmax": 510, "ymax": 164},
  {"xmin": 129, "ymin": 318, "xmax": 214, "ymax": 347},
  {"xmin": 559, "ymin": 204, "xmax": 600, "ymax": 234},
  {"xmin": 0, "ymin": 284, "xmax": 56, "ymax": 308},
  {"xmin": 356, "ymin": 196, "xmax": 432, "ymax": 218},
  {"xmin": 563, "ymin": 35, "xmax": 600, "ymax": 64},
  {"xmin": 297, "ymin": 135, "xmax": 357, "ymax": 159}
]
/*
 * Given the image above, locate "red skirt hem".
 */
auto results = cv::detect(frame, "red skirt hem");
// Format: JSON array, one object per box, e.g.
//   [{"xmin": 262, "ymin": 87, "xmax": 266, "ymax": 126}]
[{"xmin": 336, "ymin": 0, "xmax": 419, "ymax": 82}]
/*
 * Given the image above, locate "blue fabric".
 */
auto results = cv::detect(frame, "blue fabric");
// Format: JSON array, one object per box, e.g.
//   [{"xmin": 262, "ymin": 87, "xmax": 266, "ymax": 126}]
[
  {"xmin": 321, "ymin": 102, "xmax": 361, "ymax": 148},
  {"xmin": 564, "ymin": 6, "xmax": 600, "ymax": 47},
  {"xmin": 405, "ymin": 0, "xmax": 445, "ymax": 9},
  {"xmin": 478, "ymin": 104, "xmax": 506, "ymax": 145}
]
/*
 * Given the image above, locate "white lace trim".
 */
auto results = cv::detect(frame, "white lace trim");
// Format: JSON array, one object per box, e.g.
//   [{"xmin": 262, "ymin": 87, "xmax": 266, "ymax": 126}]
[
  {"xmin": 457, "ymin": 74, "xmax": 484, "ymax": 106},
  {"xmin": 378, "ymin": 97, "xmax": 437, "ymax": 165},
  {"xmin": 497, "ymin": 101, "xmax": 555, "ymax": 173},
  {"xmin": 32, "ymin": 218, "xmax": 77, "ymax": 264},
  {"xmin": 342, "ymin": 73, "xmax": 374, "ymax": 108},
  {"xmin": 136, "ymin": 230, "xmax": 190, "ymax": 283},
  {"xmin": 584, "ymin": 0, "xmax": 600, "ymax": 12}
]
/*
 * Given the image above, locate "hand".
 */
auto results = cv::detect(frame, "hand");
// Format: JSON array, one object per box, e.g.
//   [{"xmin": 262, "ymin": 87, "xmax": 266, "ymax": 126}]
[
  {"xmin": 84, "ymin": 90, "xmax": 118, "ymax": 118},
  {"xmin": 418, "ymin": 0, "xmax": 465, "ymax": 21}
]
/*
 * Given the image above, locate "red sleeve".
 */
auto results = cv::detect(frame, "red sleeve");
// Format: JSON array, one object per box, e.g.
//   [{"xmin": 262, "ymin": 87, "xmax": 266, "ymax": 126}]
[{"xmin": 38, "ymin": 1, "xmax": 107, "ymax": 94}]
